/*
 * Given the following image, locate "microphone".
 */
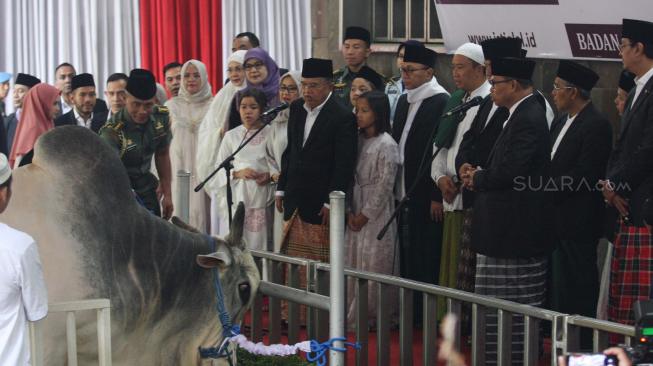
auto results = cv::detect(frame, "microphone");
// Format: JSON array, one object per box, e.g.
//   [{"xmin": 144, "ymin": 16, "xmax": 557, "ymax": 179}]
[
  {"xmin": 443, "ymin": 96, "xmax": 483, "ymax": 117},
  {"xmin": 261, "ymin": 102, "xmax": 289, "ymax": 117}
]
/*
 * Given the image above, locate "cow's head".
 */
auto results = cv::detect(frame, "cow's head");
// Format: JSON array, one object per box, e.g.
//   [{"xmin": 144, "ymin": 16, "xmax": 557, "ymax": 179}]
[{"xmin": 175, "ymin": 203, "xmax": 260, "ymax": 325}]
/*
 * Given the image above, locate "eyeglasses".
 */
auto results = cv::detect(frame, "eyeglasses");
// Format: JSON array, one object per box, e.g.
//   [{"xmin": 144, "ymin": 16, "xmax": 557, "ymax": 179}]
[
  {"xmin": 552, "ymin": 84, "xmax": 575, "ymax": 91},
  {"xmin": 488, "ymin": 78, "xmax": 514, "ymax": 86},
  {"xmin": 244, "ymin": 62, "xmax": 265, "ymax": 71},
  {"xmin": 227, "ymin": 66, "xmax": 243, "ymax": 73},
  {"xmin": 399, "ymin": 66, "xmax": 429, "ymax": 74},
  {"xmin": 280, "ymin": 86, "xmax": 298, "ymax": 93}
]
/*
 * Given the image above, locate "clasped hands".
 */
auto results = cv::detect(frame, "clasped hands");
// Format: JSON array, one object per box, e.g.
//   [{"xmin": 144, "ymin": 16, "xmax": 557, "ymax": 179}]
[
  {"xmin": 599, "ymin": 179, "xmax": 629, "ymax": 217},
  {"xmin": 233, "ymin": 168, "xmax": 271, "ymax": 186},
  {"xmin": 457, "ymin": 163, "xmax": 478, "ymax": 191}
]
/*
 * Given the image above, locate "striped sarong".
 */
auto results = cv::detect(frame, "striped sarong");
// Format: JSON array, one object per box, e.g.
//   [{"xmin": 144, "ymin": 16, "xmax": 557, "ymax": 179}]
[
  {"xmin": 475, "ymin": 254, "xmax": 548, "ymax": 365},
  {"xmin": 608, "ymin": 222, "xmax": 653, "ymax": 326}
]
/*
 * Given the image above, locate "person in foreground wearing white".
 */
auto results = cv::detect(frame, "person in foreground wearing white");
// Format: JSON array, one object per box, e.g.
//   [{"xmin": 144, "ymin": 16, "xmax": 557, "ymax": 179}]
[{"xmin": 0, "ymin": 152, "xmax": 48, "ymax": 365}]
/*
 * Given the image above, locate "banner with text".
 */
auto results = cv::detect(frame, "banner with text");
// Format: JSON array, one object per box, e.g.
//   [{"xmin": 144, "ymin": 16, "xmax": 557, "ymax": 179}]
[{"xmin": 433, "ymin": 0, "xmax": 649, "ymax": 61}]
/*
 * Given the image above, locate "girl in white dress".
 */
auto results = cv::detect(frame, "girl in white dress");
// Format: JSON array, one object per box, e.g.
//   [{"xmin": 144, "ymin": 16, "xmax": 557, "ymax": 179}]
[
  {"xmin": 345, "ymin": 90, "xmax": 400, "ymax": 328},
  {"xmin": 211, "ymin": 89, "xmax": 273, "ymax": 251}
]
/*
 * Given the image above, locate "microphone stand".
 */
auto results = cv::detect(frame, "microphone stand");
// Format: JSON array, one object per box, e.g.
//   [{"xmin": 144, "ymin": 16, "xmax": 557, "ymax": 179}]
[
  {"xmin": 194, "ymin": 109, "xmax": 282, "ymax": 226},
  {"xmin": 377, "ymin": 108, "xmax": 467, "ymax": 240}
]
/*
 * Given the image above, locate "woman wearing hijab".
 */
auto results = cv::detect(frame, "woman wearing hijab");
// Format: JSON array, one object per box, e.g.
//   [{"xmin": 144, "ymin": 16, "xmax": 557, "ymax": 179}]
[
  {"xmin": 166, "ymin": 59, "xmax": 213, "ymax": 232},
  {"xmin": 227, "ymin": 47, "xmax": 280, "ymax": 131},
  {"xmin": 9, "ymin": 83, "xmax": 60, "ymax": 167},
  {"xmin": 265, "ymin": 71, "xmax": 302, "ymax": 252},
  {"xmin": 197, "ymin": 50, "xmax": 247, "ymax": 236}
]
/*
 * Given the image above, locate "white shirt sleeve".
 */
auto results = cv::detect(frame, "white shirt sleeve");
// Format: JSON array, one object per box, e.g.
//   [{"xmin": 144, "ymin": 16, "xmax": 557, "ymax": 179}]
[
  {"xmin": 20, "ymin": 243, "xmax": 48, "ymax": 322},
  {"xmin": 431, "ymin": 143, "xmax": 448, "ymax": 185}
]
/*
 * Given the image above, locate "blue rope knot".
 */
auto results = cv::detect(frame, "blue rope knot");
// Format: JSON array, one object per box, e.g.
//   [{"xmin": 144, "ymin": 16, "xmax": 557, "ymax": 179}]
[
  {"xmin": 306, "ymin": 337, "xmax": 362, "ymax": 366},
  {"xmin": 199, "ymin": 236, "xmax": 239, "ymax": 361}
]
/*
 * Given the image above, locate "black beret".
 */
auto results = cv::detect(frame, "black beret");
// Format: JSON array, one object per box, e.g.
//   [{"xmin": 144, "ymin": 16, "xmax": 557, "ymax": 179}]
[
  {"xmin": 344, "ymin": 26, "xmax": 371, "ymax": 45},
  {"xmin": 403, "ymin": 44, "xmax": 437, "ymax": 68},
  {"xmin": 556, "ymin": 60, "xmax": 599, "ymax": 91},
  {"xmin": 480, "ymin": 37, "xmax": 523, "ymax": 62},
  {"xmin": 491, "ymin": 57, "xmax": 535, "ymax": 80},
  {"xmin": 622, "ymin": 18, "xmax": 653, "ymax": 45},
  {"xmin": 126, "ymin": 69, "xmax": 157, "ymax": 100},
  {"xmin": 301, "ymin": 58, "xmax": 333, "ymax": 79},
  {"xmin": 15, "ymin": 73, "xmax": 41, "ymax": 88},
  {"xmin": 70, "ymin": 73, "xmax": 95, "ymax": 91}
]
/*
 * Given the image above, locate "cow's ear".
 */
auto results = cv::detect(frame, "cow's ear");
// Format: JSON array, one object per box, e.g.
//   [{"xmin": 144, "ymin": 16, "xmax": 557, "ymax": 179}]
[
  {"xmin": 225, "ymin": 202, "xmax": 245, "ymax": 249},
  {"xmin": 197, "ymin": 243, "xmax": 232, "ymax": 269},
  {"xmin": 171, "ymin": 216, "xmax": 201, "ymax": 234}
]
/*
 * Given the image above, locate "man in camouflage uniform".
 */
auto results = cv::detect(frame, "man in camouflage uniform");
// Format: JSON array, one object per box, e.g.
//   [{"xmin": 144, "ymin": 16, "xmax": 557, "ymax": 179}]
[
  {"xmin": 333, "ymin": 26, "xmax": 383, "ymax": 108},
  {"xmin": 99, "ymin": 69, "xmax": 173, "ymax": 219}
]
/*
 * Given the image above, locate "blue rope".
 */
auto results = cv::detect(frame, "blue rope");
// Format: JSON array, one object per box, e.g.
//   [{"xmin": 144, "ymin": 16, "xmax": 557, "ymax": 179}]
[
  {"xmin": 306, "ymin": 337, "xmax": 361, "ymax": 366},
  {"xmin": 199, "ymin": 236, "xmax": 240, "ymax": 361},
  {"xmin": 197, "ymin": 236, "xmax": 362, "ymax": 365}
]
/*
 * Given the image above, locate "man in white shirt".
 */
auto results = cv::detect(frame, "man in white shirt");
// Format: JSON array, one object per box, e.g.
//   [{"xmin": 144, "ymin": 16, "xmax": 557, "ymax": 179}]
[
  {"xmin": 431, "ymin": 42, "xmax": 489, "ymax": 300},
  {"xmin": 0, "ymin": 153, "xmax": 48, "ymax": 365},
  {"xmin": 54, "ymin": 74, "xmax": 107, "ymax": 133}
]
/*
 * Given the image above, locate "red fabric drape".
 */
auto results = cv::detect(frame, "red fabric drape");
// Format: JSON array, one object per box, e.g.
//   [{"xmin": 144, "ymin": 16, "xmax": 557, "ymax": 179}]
[{"xmin": 139, "ymin": 0, "xmax": 223, "ymax": 94}]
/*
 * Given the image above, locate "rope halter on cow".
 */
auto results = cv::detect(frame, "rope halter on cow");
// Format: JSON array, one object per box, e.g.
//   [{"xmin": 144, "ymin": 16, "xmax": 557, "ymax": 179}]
[{"xmin": 198, "ymin": 236, "xmax": 361, "ymax": 365}]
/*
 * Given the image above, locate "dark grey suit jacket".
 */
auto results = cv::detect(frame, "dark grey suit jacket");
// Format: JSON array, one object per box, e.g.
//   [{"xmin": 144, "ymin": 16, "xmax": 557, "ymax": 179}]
[{"xmin": 607, "ymin": 74, "xmax": 653, "ymax": 226}]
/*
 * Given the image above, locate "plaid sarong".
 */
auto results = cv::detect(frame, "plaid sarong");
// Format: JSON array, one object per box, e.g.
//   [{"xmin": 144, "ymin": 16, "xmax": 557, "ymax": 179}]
[
  {"xmin": 608, "ymin": 222, "xmax": 653, "ymax": 325},
  {"xmin": 475, "ymin": 254, "xmax": 548, "ymax": 365}
]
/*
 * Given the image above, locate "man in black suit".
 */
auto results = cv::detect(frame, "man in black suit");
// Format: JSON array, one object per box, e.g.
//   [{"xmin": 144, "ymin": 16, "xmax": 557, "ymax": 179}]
[
  {"xmin": 54, "ymin": 74, "xmax": 107, "ymax": 133},
  {"xmin": 392, "ymin": 44, "xmax": 449, "ymax": 293},
  {"xmin": 463, "ymin": 57, "xmax": 552, "ymax": 365},
  {"xmin": 276, "ymin": 58, "xmax": 357, "ymax": 263},
  {"xmin": 4, "ymin": 73, "xmax": 41, "ymax": 156},
  {"xmin": 455, "ymin": 37, "xmax": 522, "ymax": 294},
  {"xmin": 548, "ymin": 61, "xmax": 612, "ymax": 347},
  {"xmin": 602, "ymin": 18, "xmax": 653, "ymax": 326},
  {"xmin": 54, "ymin": 63, "xmax": 107, "ymax": 118}
]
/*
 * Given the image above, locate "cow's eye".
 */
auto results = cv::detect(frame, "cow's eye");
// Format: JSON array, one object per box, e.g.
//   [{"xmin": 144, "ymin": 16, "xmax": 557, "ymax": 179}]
[{"xmin": 238, "ymin": 282, "xmax": 251, "ymax": 304}]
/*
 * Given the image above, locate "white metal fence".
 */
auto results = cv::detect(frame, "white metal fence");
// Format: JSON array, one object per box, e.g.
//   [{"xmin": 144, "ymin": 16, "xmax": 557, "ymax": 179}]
[{"xmin": 28, "ymin": 298, "xmax": 112, "ymax": 366}]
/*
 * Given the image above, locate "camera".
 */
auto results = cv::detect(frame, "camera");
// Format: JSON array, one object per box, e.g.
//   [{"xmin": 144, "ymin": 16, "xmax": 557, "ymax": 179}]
[
  {"xmin": 564, "ymin": 300, "xmax": 653, "ymax": 365},
  {"xmin": 623, "ymin": 300, "xmax": 653, "ymax": 364}
]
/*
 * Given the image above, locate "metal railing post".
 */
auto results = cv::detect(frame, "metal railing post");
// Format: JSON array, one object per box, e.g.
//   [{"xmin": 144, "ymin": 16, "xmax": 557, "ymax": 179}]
[
  {"xmin": 175, "ymin": 170, "xmax": 190, "ymax": 222},
  {"xmin": 329, "ymin": 191, "xmax": 346, "ymax": 366}
]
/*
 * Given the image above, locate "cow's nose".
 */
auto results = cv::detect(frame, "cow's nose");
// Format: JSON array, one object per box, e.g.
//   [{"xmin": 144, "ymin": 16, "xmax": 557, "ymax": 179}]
[{"xmin": 239, "ymin": 282, "xmax": 251, "ymax": 304}]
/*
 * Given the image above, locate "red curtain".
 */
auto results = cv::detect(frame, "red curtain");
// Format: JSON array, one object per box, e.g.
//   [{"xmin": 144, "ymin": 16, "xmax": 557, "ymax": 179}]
[{"xmin": 139, "ymin": 0, "xmax": 223, "ymax": 95}]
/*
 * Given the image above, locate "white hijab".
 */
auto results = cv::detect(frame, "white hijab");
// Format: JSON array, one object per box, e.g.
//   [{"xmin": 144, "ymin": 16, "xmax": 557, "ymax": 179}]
[
  {"xmin": 196, "ymin": 51, "xmax": 247, "ymax": 189},
  {"xmin": 272, "ymin": 71, "xmax": 302, "ymax": 123},
  {"xmin": 178, "ymin": 59, "xmax": 213, "ymax": 104}
]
